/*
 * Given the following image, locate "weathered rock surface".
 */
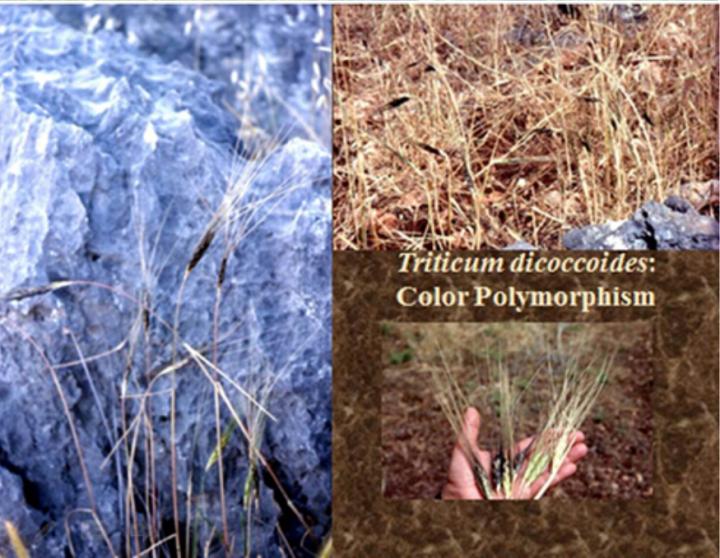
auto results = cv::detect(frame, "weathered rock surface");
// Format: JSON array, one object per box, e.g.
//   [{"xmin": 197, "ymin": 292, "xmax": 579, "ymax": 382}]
[
  {"xmin": 0, "ymin": 6, "xmax": 330, "ymax": 557},
  {"xmin": 563, "ymin": 197, "xmax": 719, "ymax": 250},
  {"xmin": 45, "ymin": 4, "xmax": 332, "ymax": 146}
]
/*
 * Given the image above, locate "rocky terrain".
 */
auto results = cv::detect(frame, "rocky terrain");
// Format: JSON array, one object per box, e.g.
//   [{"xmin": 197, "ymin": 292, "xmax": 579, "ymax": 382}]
[
  {"xmin": 0, "ymin": 6, "xmax": 330, "ymax": 557},
  {"xmin": 46, "ymin": 4, "xmax": 331, "ymax": 146}
]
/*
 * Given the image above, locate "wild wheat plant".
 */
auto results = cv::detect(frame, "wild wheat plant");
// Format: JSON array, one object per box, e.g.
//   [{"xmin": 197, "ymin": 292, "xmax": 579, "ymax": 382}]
[{"xmin": 414, "ymin": 324, "xmax": 614, "ymax": 500}]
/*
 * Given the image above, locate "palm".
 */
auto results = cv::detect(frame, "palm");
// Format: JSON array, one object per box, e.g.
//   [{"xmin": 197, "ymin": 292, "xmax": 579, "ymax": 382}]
[{"xmin": 443, "ymin": 408, "xmax": 588, "ymax": 500}]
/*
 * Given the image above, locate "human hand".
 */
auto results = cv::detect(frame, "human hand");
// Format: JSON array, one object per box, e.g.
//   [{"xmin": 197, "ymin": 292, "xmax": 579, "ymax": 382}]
[{"xmin": 441, "ymin": 407, "xmax": 588, "ymax": 500}]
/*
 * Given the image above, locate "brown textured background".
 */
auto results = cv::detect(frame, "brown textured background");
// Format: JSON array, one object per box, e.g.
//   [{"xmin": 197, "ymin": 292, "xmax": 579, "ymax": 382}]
[{"xmin": 333, "ymin": 251, "xmax": 719, "ymax": 557}]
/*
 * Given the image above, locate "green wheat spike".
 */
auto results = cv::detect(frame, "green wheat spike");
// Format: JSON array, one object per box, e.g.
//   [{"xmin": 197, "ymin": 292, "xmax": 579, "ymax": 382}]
[{"xmin": 205, "ymin": 421, "xmax": 237, "ymax": 471}]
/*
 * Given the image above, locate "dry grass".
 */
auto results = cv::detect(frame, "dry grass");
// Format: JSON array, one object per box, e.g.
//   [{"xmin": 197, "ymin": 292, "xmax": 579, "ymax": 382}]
[
  {"xmin": 334, "ymin": 4, "xmax": 719, "ymax": 249},
  {"xmin": 4, "ymin": 520, "xmax": 30, "ymax": 558}
]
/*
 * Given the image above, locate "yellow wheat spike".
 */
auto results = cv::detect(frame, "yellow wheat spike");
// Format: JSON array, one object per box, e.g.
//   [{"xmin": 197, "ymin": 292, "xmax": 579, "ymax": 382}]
[
  {"xmin": 4, "ymin": 521, "xmax": 29, "ymax": 558},
  {"xmin": 318, "ymin": 537, "xmax": 332, "ymax": 558}
]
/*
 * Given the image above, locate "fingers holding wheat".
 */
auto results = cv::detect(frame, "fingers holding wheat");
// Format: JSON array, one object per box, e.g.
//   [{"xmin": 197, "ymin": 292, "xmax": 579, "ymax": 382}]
[
  {"xmin": 443, "ymin": 408, "xmax": 488, "ymax": 499},
  {"xmin": 516, "ymin": 431, "xmax": 588, "ymax": 499},
  {"xmin": 443, "ymin": 408, "xmax": 589, "ymax": 500},
  {"xmin": 403, "ymin": 323, "xmax": 616, "ymax": 500}
]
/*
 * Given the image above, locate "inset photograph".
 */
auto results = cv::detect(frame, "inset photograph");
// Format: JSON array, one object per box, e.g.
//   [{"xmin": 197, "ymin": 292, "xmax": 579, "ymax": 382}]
[
  {"xmin": 334, "ymin": 5, "xmax": 718, "ymax": 250},
  {"xmin": 381, "ymin": 322, "xmax": 653, "ymax": 500}
]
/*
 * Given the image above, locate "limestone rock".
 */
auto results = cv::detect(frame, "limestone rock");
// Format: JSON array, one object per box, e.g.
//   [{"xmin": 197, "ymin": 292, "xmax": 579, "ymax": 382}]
[
  {"xmin": 563, "ymin": 198, "xmax": 719, "ymax": 250},
  {"xmin": 0, "ymin": 6, "xmax": 330, "ymax": 556}
]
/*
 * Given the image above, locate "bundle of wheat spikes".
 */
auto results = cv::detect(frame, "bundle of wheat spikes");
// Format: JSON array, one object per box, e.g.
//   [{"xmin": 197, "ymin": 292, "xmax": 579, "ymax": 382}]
[{"xmin": 421, "ymin": 325, "xmax": 614, "ymax": 500}]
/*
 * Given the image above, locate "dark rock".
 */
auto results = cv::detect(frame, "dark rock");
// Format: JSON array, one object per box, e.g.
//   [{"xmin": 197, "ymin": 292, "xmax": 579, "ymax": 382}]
[
  {"xmin": 563, "ymin": 197, "xmax": 719, "ymax": 250},
  {"xmin": 0, "ymin": 6, "xmax": 330, "ymax": 557},
  {"xmin": 0, "ymin": 468, "xmax": 43, "ymax": 552},
  {"xmin": 555, "ymin": 4, "xmax": 649, "ymax": 25},
  {"xmin": 557, "ymin": 5, "xmax": 582, "ymax": 19},
  {"xmin": 507, "ymin": 4, "xmax": 648, "ymax": 49},
  {"xmin": 505, "ymin": 16, "xmax": 548, "ymax": 47},
  {"xmin": 606, "ymin": 4, "xmax": 649, "ymax": 25},
  {"xmin": 663, "ymin": 195, "xmax": 694, "ymax": 214}
]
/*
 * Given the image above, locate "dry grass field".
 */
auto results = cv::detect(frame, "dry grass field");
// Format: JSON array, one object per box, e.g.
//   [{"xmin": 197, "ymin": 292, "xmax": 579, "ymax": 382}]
[{"xmin": 334, "ymin": 5, "xmax": 719, "ymax": 250}]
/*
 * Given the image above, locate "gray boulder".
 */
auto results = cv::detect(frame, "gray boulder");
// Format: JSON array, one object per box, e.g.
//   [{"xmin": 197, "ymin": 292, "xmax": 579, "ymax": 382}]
[
  {"xmin": 0, "ymin": 468, "xmax": 43, "ymax": 552},
  {"xmin": 44, "ymin": 4, "xmax": 332, "ymax": 146},
  {"xmin": 563, "ymin": 197, "xmax": 719, "ymax": 250},
  {"xmin": 0, "ymin": 6, "xmax": 330, "ymax": 557}
]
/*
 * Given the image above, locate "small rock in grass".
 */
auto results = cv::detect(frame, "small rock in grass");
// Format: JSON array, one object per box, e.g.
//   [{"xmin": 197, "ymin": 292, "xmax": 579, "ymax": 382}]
[{"xmin": 563, "ymin": 197, "xmax": 719, "ymax": 250}]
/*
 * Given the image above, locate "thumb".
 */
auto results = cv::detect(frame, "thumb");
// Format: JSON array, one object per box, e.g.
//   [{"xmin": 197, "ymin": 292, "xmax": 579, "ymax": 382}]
[{"xmin": 461, "ymin": 407, "xmax": 481, "ymax": 443}]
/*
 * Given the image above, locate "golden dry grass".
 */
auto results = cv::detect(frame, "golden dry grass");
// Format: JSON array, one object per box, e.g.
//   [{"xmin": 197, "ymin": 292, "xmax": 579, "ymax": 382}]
[
  {"xmin": 4, "ymin": 520, "xmax": 29, "ymax": 558},
  {"xmin": 333, "ymin": 5, "xmax": 719, "ymax": 250}
]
